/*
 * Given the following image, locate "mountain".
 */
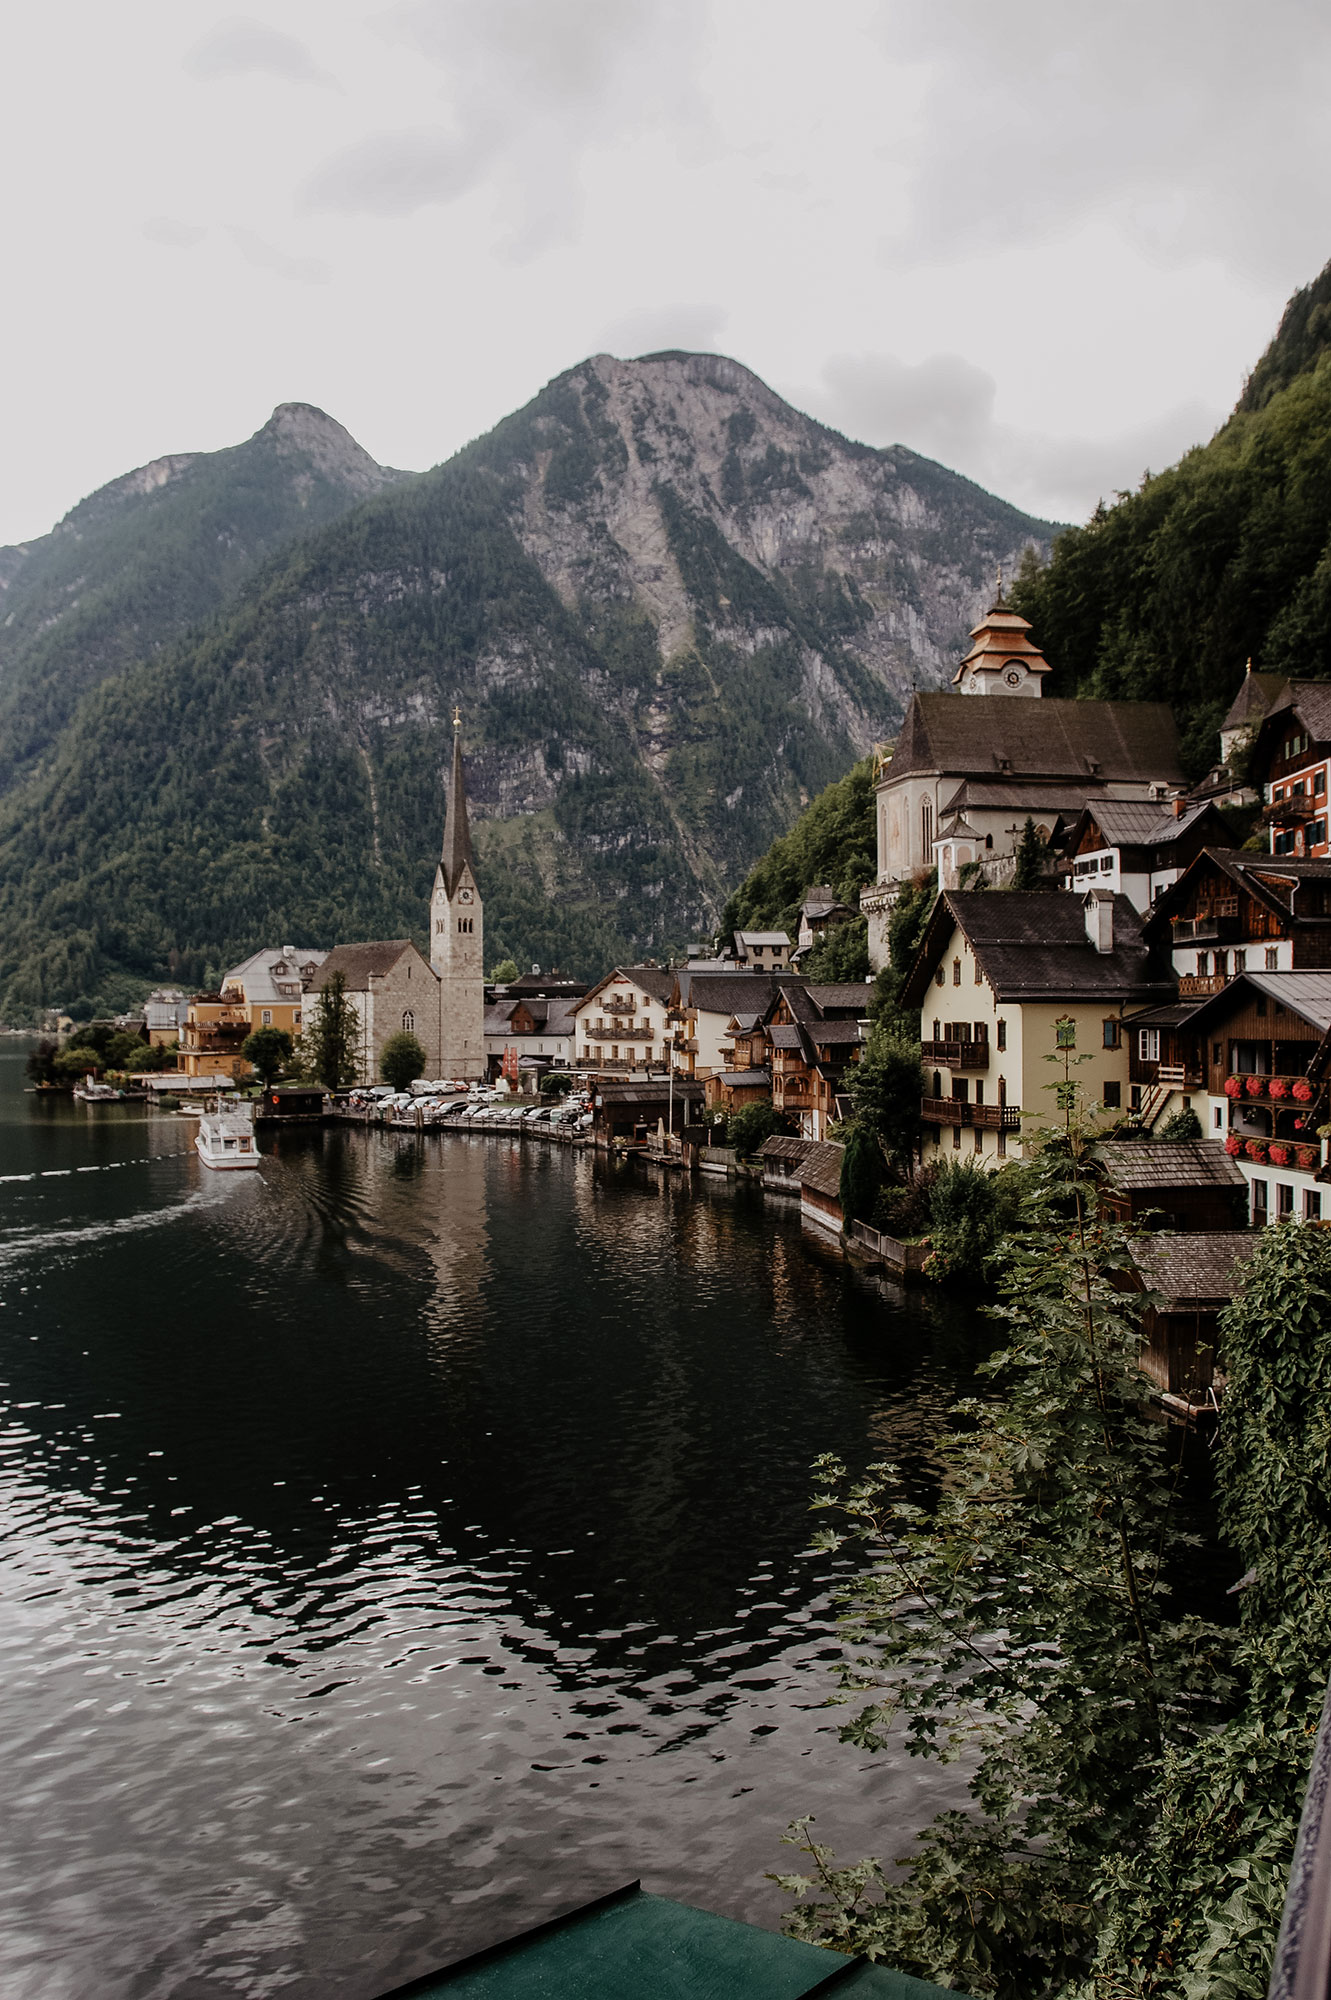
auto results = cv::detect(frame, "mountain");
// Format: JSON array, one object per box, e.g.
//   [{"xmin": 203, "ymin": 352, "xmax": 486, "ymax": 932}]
[
  {"xmin": 1011, "ymin": 257, "xmax": 1331, "ymax": 779},
  {"xmin": 0, "ymin": 353, "xmax": 1055, "ymax": 1019},
  {"xmin": 0, "ymin": 404, "xmax": 407, "ymax": 788}
]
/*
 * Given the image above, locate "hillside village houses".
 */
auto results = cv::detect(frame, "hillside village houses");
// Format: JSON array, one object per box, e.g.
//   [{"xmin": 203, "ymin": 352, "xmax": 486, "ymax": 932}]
[{"xmin": 98, "ymin": 586, "xmax": 1331, "ymax": 1259}]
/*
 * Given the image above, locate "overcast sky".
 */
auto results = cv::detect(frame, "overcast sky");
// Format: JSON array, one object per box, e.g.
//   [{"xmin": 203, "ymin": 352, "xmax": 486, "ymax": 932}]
[{"xmin": 2, "ymin": 0, "xmax": 1327, "ymax": 544}]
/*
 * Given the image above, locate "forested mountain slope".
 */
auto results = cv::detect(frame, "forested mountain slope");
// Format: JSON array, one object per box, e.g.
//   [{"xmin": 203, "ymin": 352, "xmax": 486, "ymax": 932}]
[
  {"xmin": 0, "ymin": 404, "xmax": 406, "ymax": 789},
  {"xmin": 1012, "ymin": 257, "xmax": 1331, "ymax": 778},
  {"xmin": 0, "ymin": 352, "xmax": 1054, "ymax": 1017}
]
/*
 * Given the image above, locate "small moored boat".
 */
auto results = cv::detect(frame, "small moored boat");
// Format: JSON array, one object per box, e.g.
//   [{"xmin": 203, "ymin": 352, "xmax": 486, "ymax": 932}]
[{"xmin": 195, "ymin": 1100, "xmax": 261, "ymax": 1170}]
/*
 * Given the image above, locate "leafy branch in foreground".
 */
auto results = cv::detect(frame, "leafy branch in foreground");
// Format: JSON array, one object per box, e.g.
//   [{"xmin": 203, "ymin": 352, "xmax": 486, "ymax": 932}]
[
  {"xmin": 776, "ymin": 1067, "xmax": 1331, "ymax": 1999},
  {"xmin": 774, "ymin": 1071, "xmax": 1234, "ymax": 1997}
]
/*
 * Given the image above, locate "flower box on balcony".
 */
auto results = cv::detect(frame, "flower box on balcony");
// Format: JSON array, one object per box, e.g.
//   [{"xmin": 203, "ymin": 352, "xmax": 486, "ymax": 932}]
[
  {"xmin": 1244, "ymin": 1076, "xmax": 1266, "ymax": 1097},
  {"xmin": 1224, "ymin": 1134, "xmax": 1243, "ymax": 1156},
  {"xmin": 1245, "ymin": 1138, "xmax": 1268, "ymax": 1162},
  {"xmin": 1269, "ymin": 1143, "xmax": 1292, "ymax": 1167},
  {"xmin": 1297, "ymin": 1146, "xmax": 1319, "ymax": 1171},
  {"xmin": 1293, "ymin": 1080, "xmax": 1315, "ymax": 1103},
  {"xmin": 1269, "ymin": 1078, "xmax": 1289, "ymax": 1100},
  {"xmin": 1224, "ymin": 1076, "xmax": 1243, "ymax": 1098}
]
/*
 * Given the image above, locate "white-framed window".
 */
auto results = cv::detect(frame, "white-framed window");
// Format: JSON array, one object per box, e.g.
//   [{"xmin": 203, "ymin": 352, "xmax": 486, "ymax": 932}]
[
  {"xmin": 261, "ymin": 1009, "xmax": 272, "ymax": 1026},
  {"xmin": 1138, "ymin": 1028, "xmax": 1161, "ymax": 1063},
  {"xmin": 403, "ymin": 1010, "xmax": 414, "ymax": 1032},
  {"xmin": 921, "ymin": 797, "xmax": 934, "ymax": 861}
]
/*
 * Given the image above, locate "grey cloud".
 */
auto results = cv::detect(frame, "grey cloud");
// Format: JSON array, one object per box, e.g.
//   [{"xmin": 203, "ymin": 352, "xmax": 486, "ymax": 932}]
[
  {"xmin": 600, "ymin": 302, "xmax": 727, "ymax": 357},
  {"xmin": 184, "ymin": 16, "xmax": 328, "ymax": 84},
  {"xmin": 228, "ymin": 228, "xmax": 330, "ymax": 286},
  {"xmin": 300, "ymin": 128, "xmax": 487, "ymax": 218},
  {"xmin": 877, "ymin": 0, "xmax": 1331, "ymax": 284},
  {"xmin": 817, "ymin": 352, "xmax": 997, "ymax": 466},
  {"xmin": 333, "ymin": 0, "xmax": 708, "ymax": 250},
  {"xmin": 143, "ymin": 216, "xmax": 208, "ymax": 249},
  {"xmin": 806, "ymin": 347, "xmax": 1221, "ymax": 524}
]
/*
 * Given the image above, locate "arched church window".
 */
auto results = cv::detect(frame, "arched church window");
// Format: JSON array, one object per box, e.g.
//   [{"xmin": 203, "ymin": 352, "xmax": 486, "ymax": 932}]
[
  {"xmin": 921, "ymin": 798, "xmax": 934, "ymax": 859},
  {"xmin": 403, "ymin": 1011, "xmax": 414, "ymax": 1032}
]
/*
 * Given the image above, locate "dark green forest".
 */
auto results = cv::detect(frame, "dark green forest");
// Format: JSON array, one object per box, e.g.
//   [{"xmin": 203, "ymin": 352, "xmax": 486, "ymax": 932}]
[{"xmin": 1012, "ymin": 256, "xmax": 1331, "ymax": 778}]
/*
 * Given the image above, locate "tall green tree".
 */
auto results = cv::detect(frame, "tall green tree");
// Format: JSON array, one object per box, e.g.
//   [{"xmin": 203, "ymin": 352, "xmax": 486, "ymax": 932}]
[
  {"xmin": 1011, "ymin": 815, "xmax": 1045, "ymax": 890},
  {"xmin": 847, "ymin": 1027, "xmax": 925, "ymax": 1174},
  {"xmin": 379, "ymin": 1031, "xmax": 427, "ymax": 1091},
  {"xmin": 776, "ymin": 1083, "xmax": 1234, "ymax": 1997},
  {"xmin": 838, "ymin": 1122, "xmax": 886, "ymax": 1225},
  {"xmin": 869, "ymin": 874, "xmax": 934, "ymax": 1036},
  {"xmin": 301, "ymin": 973, "xmax": 361, "ymax": 1091},
  {"xmin": 241, "ymin": 1025, "xmax": 293, "ymax": 1086}
]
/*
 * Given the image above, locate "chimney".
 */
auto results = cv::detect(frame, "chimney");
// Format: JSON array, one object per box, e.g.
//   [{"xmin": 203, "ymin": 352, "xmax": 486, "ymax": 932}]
[
  {"xmin": 1172, "ymin": 795, "xmax": 1186, "ymax": 819},
  {"xmin": 1084, "ymin": 890, "xmax": 1114, "ymax": 953}
]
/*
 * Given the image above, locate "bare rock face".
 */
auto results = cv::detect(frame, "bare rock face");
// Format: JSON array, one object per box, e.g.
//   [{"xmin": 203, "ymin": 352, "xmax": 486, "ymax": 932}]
[
  {"xmin": 256, "ymin": 402, "xmax": 403, "ymax": 498},
  {"xmin": 0, "ymin": 356, "xmax": 1059, "ymax": 1013},
  {"xmin": 486, "ymin": 350, "xmax": 1055, "ymax": 740}
]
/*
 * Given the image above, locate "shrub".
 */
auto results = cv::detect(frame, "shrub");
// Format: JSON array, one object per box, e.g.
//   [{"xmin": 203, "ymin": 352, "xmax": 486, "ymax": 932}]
[
  {"xmin": 241, "ymin": 1025, "xmax": 293, "ymax": 1086},
  {"xmin": 925, "ymin": 1157, "xmax": 1030, "ymax": 1284},
  {"xmin": 379, "ymin": 1031, "xmax": 427, "ymax": 1092},
  {"xmin": 728, "ymin": 1098, "xmax": 781, "ymax": 1157},
  {"xmin": 838, "ymin": 1121, "xmax": 886, "ymax": 1224},
  {"xmin": 541, "ymin": 1071, "xmax": 573, "ymax": 1098},
  {"xmin": 1157, "ymin": 1105, "xmax": 1203, "ymax": 1141}
]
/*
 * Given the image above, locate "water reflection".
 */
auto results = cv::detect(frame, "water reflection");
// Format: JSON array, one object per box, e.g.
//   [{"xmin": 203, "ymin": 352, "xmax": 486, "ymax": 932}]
[{"xmin": 0, "ymin": 1045, "xmax": 992, "ymax": 1998}]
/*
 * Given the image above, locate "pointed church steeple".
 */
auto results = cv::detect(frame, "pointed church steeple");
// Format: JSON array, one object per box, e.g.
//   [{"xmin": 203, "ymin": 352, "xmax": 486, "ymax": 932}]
[{"xmin": 440, "ymin": 708, "xmax": 474, "ymax": 896}]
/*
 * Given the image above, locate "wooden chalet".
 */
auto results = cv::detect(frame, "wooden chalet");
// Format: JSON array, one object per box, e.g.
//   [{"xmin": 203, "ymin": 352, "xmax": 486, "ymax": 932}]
[
  {"xmin": 797, "ymin": 1139, "xmax": 845, "ymax": 1238},
  {"xmin": 1054, "ymin": 797, "xmax": 1228, "ymax": 914},
  {"xmin": 1127, "ymin": 1232, "xmax": 1259, "ymax": 1406},
  {"xmin": 1147, "ymin": 848, "xmax": 1331, "ymax": 997},
  {"xmin": 1097, "ymin": 1141, "xmax": 1247, "ymax": 1232},
  {"xmin": 1246, "ymin": 681, "xmax": 1331, "ymax": 861},
  {"xmin": 762, "ymin": 983, "xmax": 869, "ymax": 1140}
]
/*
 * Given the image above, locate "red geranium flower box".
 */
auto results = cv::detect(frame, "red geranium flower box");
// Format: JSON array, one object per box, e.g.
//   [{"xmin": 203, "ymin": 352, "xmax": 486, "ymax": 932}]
[
  {"xmin": 1297, "ymin": 1146, "xmax": 1319, "ymax": 1171},
  {"xmin": 1224, "ymin": 1076, "xmax": 1243, "ymax": 1098},
  {"xmin": 1245, "ymin": 1076, "xmax": 1266, "ymax": 1097},
  {"xmin": 1269, "ymin": 1143, "xmax": 1291, "ymax": 1167},
  {"xmin": 1246, "ymin": 1138, "xmax": 1268, "ymax": 1162},
  {"xmin": 1269, "ymin": 1078, "xmax": 1289, "ymax": 1100},
  {"xmin": 1224, "ymin": 1134, "xmax": 1243, "ymax": 1156},
  {"xmin": 1293, "ymin": 1080, "xmax": 1315, "ymax": 1103}
]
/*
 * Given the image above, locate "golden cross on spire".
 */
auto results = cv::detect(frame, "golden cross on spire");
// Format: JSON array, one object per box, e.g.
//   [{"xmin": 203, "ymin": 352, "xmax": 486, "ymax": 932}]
[
  {"xmin": 996, "ymin": 562, "xmax": 1004, "ymax": 604},
  {"xmin": 452, "ymin": 705, "xmax": 462, "ymax": 729}
]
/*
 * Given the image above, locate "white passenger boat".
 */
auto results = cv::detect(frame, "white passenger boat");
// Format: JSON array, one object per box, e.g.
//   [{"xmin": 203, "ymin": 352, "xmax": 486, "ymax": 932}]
[
  {"xmin": 195, "ymin": 1100, "xmax": 261, "ymax": 1170},
  {"xmin": 73, "ymin": 1080, "xmax": 125, "ymax": 1102}
]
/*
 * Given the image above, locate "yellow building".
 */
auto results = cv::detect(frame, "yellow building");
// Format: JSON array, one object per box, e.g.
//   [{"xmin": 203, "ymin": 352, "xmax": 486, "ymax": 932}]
[
  {"xmin": 902, "ymin": 889, "xmax": 1174, "ymax": 1165},
  {"xmin": 178, "ymin": 947, "xmax": 329, "ymax": 1079}
]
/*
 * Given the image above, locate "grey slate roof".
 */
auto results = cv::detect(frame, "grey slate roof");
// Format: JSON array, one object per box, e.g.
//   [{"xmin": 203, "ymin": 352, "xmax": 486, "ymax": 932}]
[
  {"xmin": 717, "ymin": 1068, "xmax": 771, "ymax": 1085},
  {"xmin": 799, "ymin": 1141, "xmax": 845, "ymax": 1200},
  {"xmin": 1233, "ymin": 972, "xmax": 1331, "ymax": 1032},
  {"xmin": 1222, "ymin": 667, "xmax": 1288, "ymax": 732},
  {"xmin": 905, "ymin": 891, "xmax": 1170, "ymax": 1006},
  {"xmin": 1067, "ymin": 799, "xmax": 1218, "ymax": 847},
  {"xmin": 1131, "ymin": 1231, "xmax": 1259, "ymax": 1307},
  {"xmin": 675, "ymin": 971, "xmax": 793, "ymax": 1015},
  {"xmin": 769, "ymin": 1023, "xmax": 802, "ymax": 1049},
  {"xmin": 1266, "ymin": 680, "xmax": 1331, "ymax": 743},
  {"xmin": 583, "ymin": 966, "xmax": 676, "ymax": 1006},
  {"xmin": 804, "ymin": 983, "xmax": 875, "ymax": 1013},
  {"xmin": 1101, "ymin": 1142, "xmax": 1247, "ymax": 1191},
  {"xmin": 223, "ymin": 946, "xmax": 328, "ymax": 1003},
  {"xmin": 887, "ymin": 692, "xmax": 1184, "ymax": 786},
  {"xmin": 942, "ymin": 780, "xmax": 1116, "ymax": 815},
  {"xmin": 312, "ymin": 941, "xmax": 419, "ymax": 990},
  {"xmin": 734, "ymin": 930, "xmax": 791, "ymax": 947},
  {"xmin": 759, "ymin": 1135, "xmax": 817, "ymax": 1165}
]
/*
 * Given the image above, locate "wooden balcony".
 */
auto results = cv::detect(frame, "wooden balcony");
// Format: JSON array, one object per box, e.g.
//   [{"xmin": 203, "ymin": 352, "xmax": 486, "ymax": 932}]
[
  {"xmin": 1171, "ymin": 906, "xmax": 1241, "ymax": 944},
  {"xmin": 1157, "ymin": 1063, "xmax": 1203, "ymax": 1088},
  {"xmin": 1177, "ymin": 973, "xmax": 1230, "ymax": 997},
  {"xmin": 922, "ymin": 1038, "xmax": 990, "ymax": 1070},
  {"xmin": 921, "ymin": 1096, "xmax": 1020, "ymax": 1130}
]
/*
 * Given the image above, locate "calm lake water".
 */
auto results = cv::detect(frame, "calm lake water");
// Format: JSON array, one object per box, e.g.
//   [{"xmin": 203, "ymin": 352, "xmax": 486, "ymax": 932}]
[{"xmin": 0, "ymin": 1042, "xmax": 995, "ymax": 1999}]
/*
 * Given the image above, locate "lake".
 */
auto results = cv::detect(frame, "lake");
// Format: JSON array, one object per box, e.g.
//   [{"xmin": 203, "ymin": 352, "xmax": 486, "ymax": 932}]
[{"xmin": 0, "ymin": 1043, "xmax": 993, "ymax": 1998}]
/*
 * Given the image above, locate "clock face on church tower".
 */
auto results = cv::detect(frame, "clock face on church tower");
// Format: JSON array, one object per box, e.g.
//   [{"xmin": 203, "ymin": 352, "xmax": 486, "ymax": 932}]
[
  {"xmin": 459, "ymin": 887, "xmax": 474, "ymax": 905},
  {"xmin": 1004, "ymin": 668, "xmax": 1022, "ymax": 687}
]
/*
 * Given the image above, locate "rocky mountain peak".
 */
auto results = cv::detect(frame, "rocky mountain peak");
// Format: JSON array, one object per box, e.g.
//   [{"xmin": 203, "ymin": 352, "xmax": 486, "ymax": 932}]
[{"xmin": 253, "ymin": 402, "xmax": 402, "ymax": 496}]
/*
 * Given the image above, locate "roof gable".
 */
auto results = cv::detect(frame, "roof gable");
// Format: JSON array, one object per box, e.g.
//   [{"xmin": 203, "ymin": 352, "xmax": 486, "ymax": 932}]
[
  {"xmin": 886, "ymin": 692, "xmax": 1183, "ymax": 787},
  {"xmin": 904, "ymin": 891, "xmax": 1166, "ymax": 1006},
  {"xmin": 313, "ymin": 941, "xmax": 425, "ymax": 989}
]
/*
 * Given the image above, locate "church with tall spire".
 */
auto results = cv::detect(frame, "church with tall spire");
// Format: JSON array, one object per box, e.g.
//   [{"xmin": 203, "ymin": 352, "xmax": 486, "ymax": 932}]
[{"xmin": 431, "ymin": 713, "xmax": 485, "ymax": 1078}]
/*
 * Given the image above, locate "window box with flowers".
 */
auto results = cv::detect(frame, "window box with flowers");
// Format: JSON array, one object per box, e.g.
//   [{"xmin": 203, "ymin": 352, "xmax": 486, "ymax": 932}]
[
  {"xmin": 1269, "ymin": 1143, "xmax": 1292, "ymax": 1167},
  {"xmin": 1224, "ymin": 1134, "xmax": 1243, "ymax": 1156},
  {"xmin": 1224, "ymin": 1076, "xmax": 1243, "ymax": 1098},
  {"xmin": 1297, "ymin": 1145, "xmax": 1320, "ymax": 1171},
  {"xmin": 1245, "ymin": 1138, "xmax": 1269, "ymax": 1162},
  {"xmin": 1244, "ymin": 1076, "xmax": 1266, "ymax": 1097},
  {"xmin": 1293, "ymin": 1079, "xmax": 1315, "ymax": 1103},
  {"xmin": 1268, "ymin": 1078, "xmax": 1289, "ymax": 1100}
]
